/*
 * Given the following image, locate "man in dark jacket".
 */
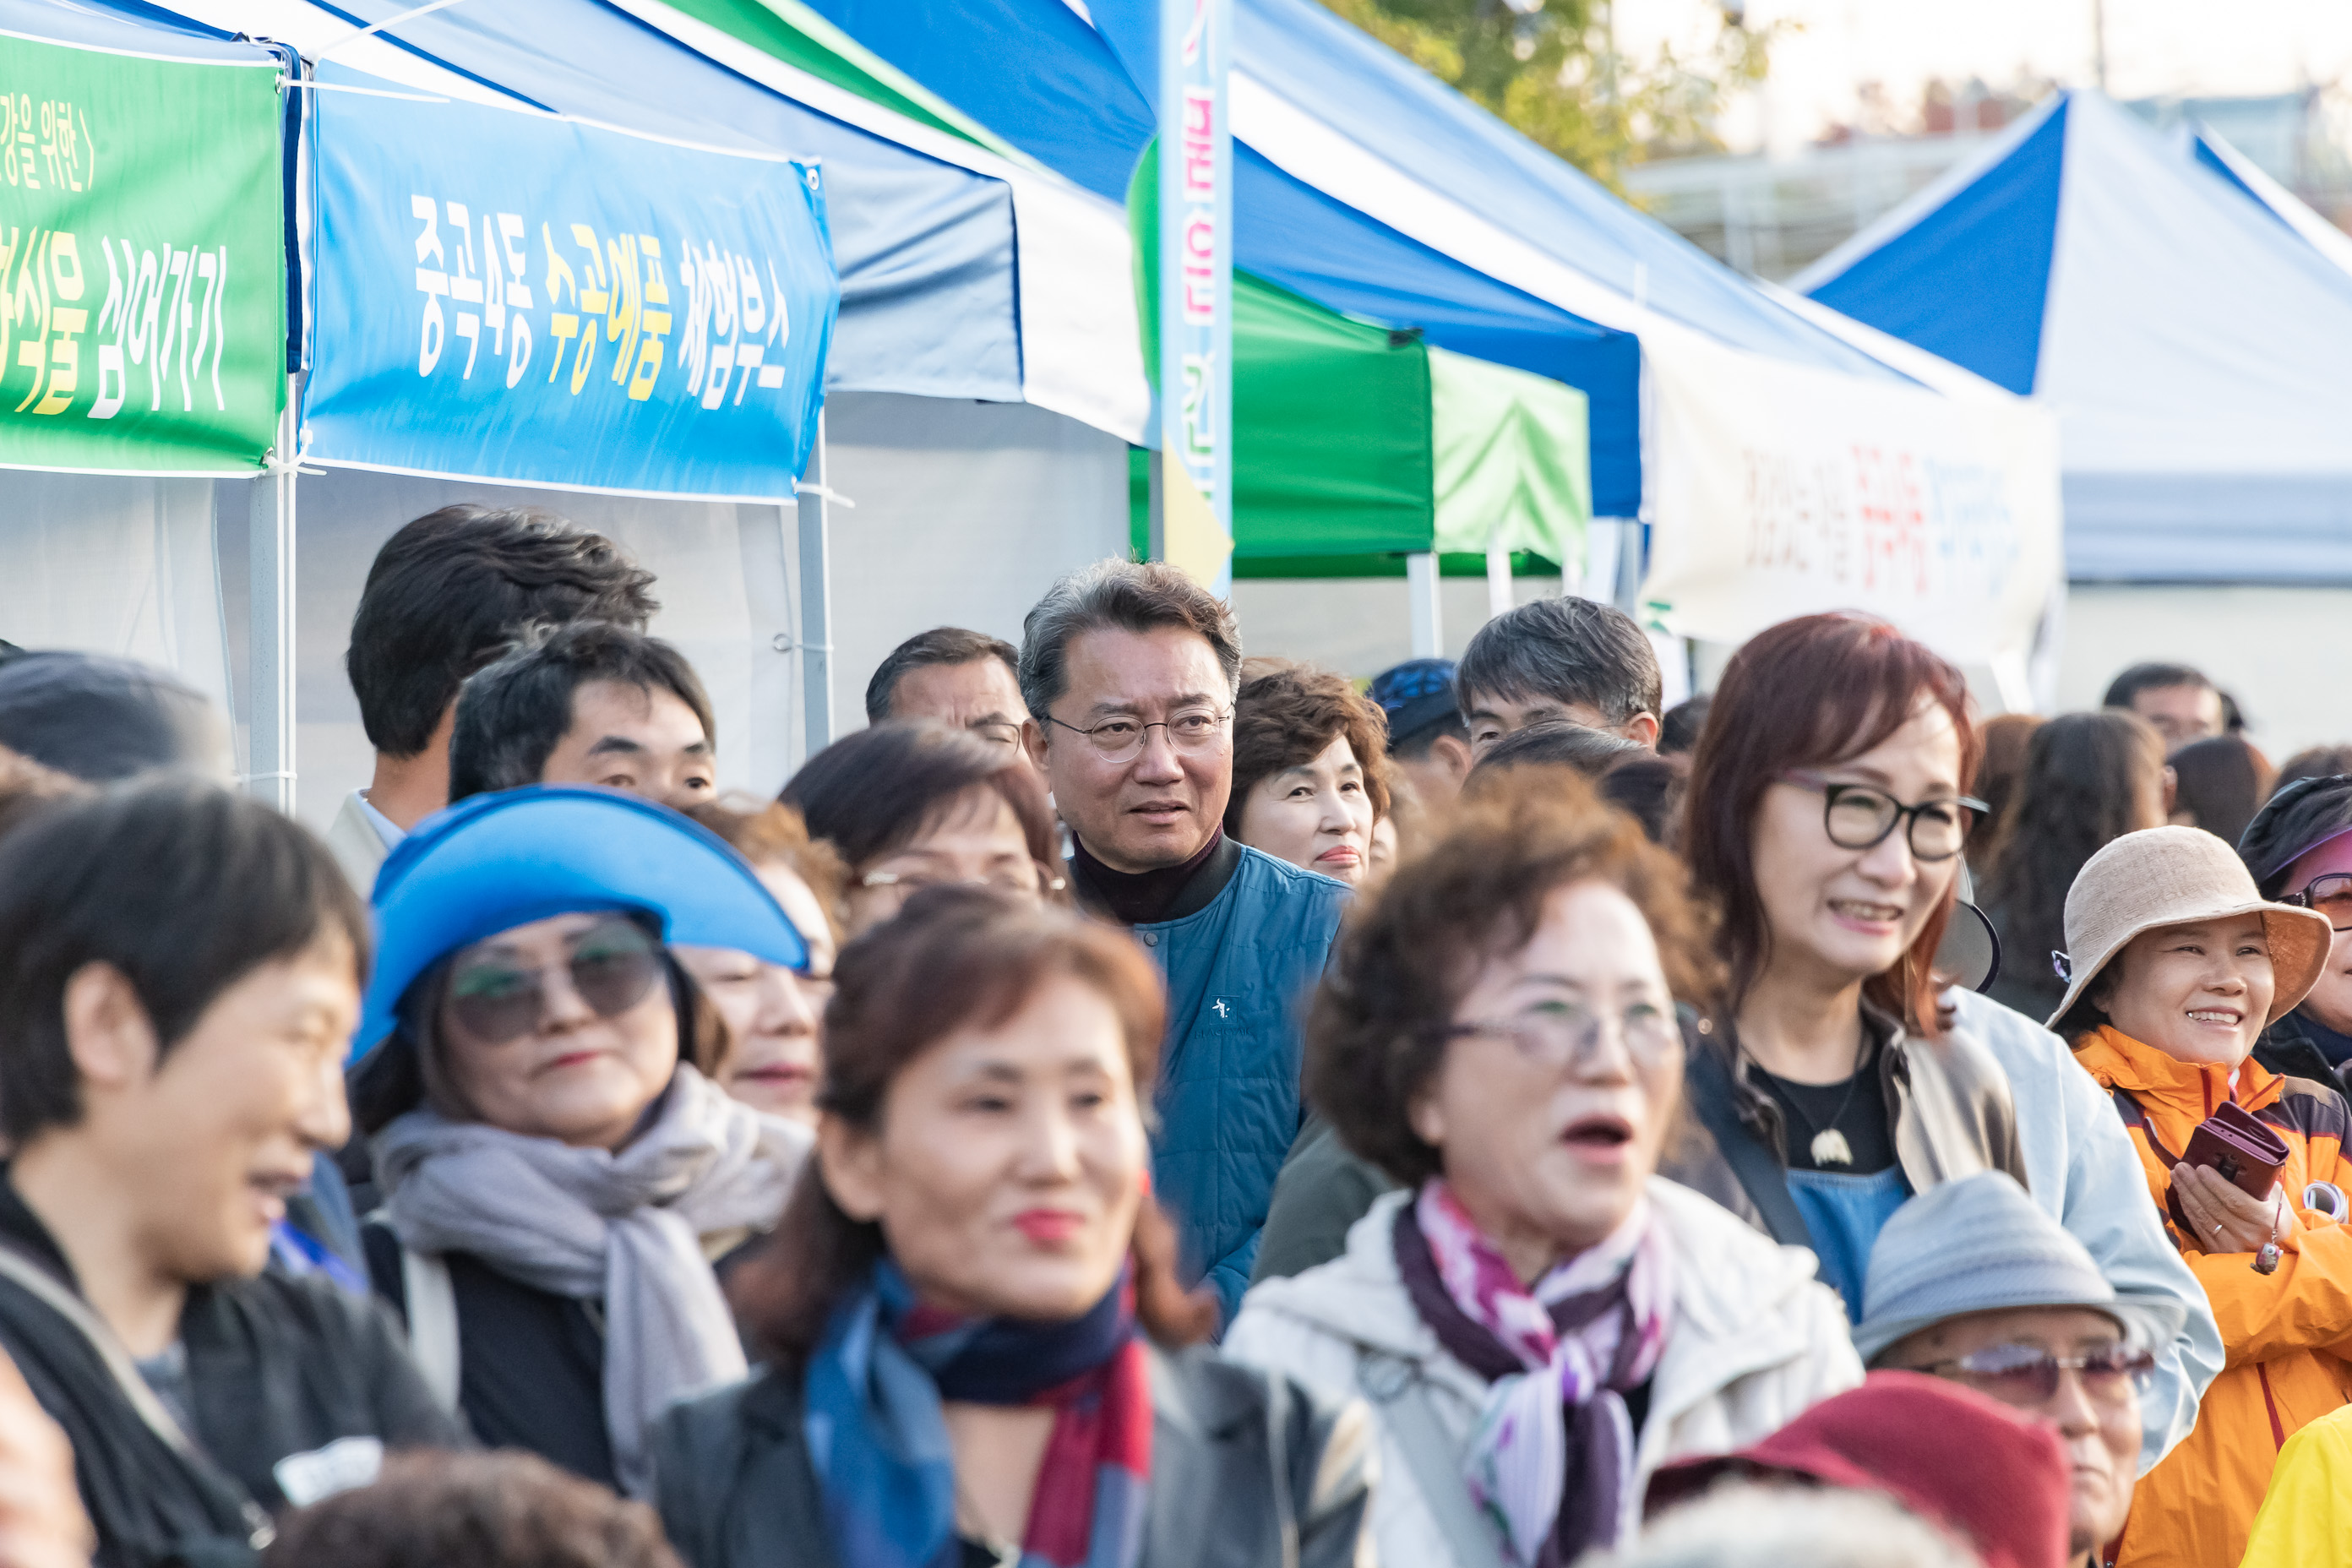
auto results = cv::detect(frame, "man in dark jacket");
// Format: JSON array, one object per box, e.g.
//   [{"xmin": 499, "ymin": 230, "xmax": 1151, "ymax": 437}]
[
  {"xmin": 0, "ymin": 781, "xmax": 462, "ymax": 1565},
  {"xmin": 2240, "ymin": 774, "xmax": 2352, "ymax": 1084},
  {"xmin": 1020, "ymin": 561, "xmax": 1348, "ymax": 1323}
]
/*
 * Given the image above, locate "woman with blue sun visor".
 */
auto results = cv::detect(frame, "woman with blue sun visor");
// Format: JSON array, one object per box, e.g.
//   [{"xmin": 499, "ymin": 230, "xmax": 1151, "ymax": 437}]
[{"xmin": 341, "ymin": 786, "xmax": 813, "ymax": 1499}]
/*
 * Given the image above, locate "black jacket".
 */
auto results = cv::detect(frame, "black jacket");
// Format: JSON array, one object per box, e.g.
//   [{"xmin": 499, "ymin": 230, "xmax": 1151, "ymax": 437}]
[
  {"xmin": 0, "ymin": 1180, "xmax": 461, "ymax": 1568},
  {"xmin": 650, "ymin": 1346, "xmax": 1373, "ymax": 1568}
]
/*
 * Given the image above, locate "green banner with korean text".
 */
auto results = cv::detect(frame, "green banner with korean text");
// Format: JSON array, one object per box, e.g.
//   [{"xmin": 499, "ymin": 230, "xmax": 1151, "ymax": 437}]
[{"xmin": 0, "ymin": 30, "xmax": 283, "ymax": 473}]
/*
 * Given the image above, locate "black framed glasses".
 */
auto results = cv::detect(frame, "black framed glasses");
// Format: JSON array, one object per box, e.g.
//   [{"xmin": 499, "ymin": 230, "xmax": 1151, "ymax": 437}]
[
  {"xmin": 1439, "ymin": 999, "xmax": 1681, "ymax": 1070},
  {"xmin": 1918, "ymin": 1343, "xmax": 2154, "ymax": 1408},
  {"xmin": 1044, "ymin": 707, "xmax": 1231, "ymax": 764},
  {"xmin": 2281, "ymin": 872, "xmax": 2352, "ymax": 930},
  {"xmin": 447, "ymin": 916, "xmax": 664, "ymax": 1046},
  {"xmin": 1779, "ymin": 770, "xmax": 1985, "ymax": 863}
]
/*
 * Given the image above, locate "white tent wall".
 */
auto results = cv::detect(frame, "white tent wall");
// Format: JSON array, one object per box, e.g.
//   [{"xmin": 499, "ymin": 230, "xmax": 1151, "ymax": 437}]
[
  {"xmin": 214, "ymin": 471, "xmax": 798, "ymax": 837},
  {"xmin": 2055, "ymin": 585, "xmax": 2352, "ymax": 762},
  {"xmin": 1, "ymin": 474, "xmax": 236, "ymax": 728},
  {"xmin": 819, "ymin": 392, "xmax": 1129, "ymax": 721}
]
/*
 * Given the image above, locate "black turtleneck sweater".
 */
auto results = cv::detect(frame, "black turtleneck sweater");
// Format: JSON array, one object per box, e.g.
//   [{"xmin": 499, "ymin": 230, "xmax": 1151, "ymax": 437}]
[{"xmin": 1067, "ymin": 827, "xmax": 1244, "ymax": 927}]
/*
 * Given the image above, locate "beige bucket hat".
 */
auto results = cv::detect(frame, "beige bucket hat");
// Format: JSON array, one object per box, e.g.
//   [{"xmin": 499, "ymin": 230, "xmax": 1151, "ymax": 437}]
[{"xmin": 2045, "ymin": 825, "xmax": 2333, "ymax": 1032}]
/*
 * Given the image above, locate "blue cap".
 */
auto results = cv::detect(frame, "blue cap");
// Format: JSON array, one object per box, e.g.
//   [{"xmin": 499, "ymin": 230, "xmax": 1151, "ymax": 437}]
[
  {"xmin": 1367, "ymin": 658, "xmax": 1460, "ymax": 751},
  {"xmin": 355, "ymin": 786, "xmax": 808, "ymax": 1057}
]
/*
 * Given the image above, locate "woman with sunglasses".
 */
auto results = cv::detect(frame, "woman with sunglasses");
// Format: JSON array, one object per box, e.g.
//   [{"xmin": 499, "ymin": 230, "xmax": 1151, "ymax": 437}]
[
  {"xmin": 2240, "ymin": 774, "xmax": 2352, "ymax": 1081},
  {"xmin": 784, "ymin": 721, "xmax": 1066, "ymax": 939},
  {"xmin": 345, "ymin": 787, "xmax": 815, "ymax": 1498},
  {"xmin": 2047, "ymin": 826, "xmax": 2345, "ymax": 1568},
  {"xmin": 651, "ymin": 886, "xmax": 1373, "ymax": 1568},
  {"xmin": 1668, "ymin": 612, "xmax": 2025, "ymax": 1324},
  {"xmin": 1226, "ymin": 773, "xmax": 1859, "ymax": 1567}
]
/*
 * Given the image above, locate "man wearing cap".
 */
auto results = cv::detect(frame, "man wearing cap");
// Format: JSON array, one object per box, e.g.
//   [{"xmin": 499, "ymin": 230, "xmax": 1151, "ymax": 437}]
[
  {"xmin": 2044, "ymin": 825, "xmax": 2349, "ymax": 1568},
  {"xmin": 1859, "ymin": 1173, "xmax": 2178, "ymax": 1568},
  {"xmin": 1366, "ymin": 659, "xmax": 1472, "ymax": 825},
  {"xmin": 2240, "ymin": 773, "xmax": 2352, "ymax": 1081}
]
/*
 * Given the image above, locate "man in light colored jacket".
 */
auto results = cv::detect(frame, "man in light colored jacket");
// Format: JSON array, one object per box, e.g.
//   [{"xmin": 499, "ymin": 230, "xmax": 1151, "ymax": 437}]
[{"xmin": 1946, "ymin": 986, "xmax": 2223, "ymax": 1471}]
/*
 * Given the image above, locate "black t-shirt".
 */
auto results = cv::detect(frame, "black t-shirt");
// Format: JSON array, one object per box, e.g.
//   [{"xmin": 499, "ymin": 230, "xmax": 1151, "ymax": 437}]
[{"xmin": 1756, "ymin": 1043, "xmax": 1897, "ymax": 1175}]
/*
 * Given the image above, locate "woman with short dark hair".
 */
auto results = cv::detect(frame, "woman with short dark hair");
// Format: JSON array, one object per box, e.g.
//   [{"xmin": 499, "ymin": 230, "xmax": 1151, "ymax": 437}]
[
  {"xmin": 785, "ymin": 721, "xmax": 1065, "ymax": 936},
  {"xmin": 1227, "ymin": 772, "xmax": 1858, "ymax": 1566},
  {"xmin": 1223, "ymin": 662, "xmax": 1392, "ymax": 888},
  {"xmin": 652, "ymin": 888, "xmax": 1374, "ymax": 1568}
]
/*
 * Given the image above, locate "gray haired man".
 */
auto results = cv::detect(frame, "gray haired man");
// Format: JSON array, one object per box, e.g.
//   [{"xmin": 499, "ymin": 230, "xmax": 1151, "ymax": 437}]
[
  {"xmin": 1020, "ymin": 560, "xmax": 1348, "ymax": 1325},
  {"xmin": 1455, "ymin": 596, "xmax": 1663, "ymax": 759}
]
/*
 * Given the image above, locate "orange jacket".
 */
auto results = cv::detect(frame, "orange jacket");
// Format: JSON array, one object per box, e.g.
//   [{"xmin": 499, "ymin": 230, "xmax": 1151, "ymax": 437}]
[{"xmin": 2072, "ymin": 1026, "xmax": 2352, "ymax": 1568}]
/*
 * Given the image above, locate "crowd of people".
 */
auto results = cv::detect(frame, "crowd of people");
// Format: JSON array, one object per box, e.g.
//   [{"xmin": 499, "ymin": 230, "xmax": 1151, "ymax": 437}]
[{"xmin": 0, "ymin": 502, "xmax": 2345, "ymax": 1567}]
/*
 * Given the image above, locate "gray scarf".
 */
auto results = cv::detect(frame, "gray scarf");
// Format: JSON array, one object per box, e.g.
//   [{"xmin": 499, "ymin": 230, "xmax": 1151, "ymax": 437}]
[{"xmin": 373, "ymin": 1065, "xmax": 808, "ymax": 1495}]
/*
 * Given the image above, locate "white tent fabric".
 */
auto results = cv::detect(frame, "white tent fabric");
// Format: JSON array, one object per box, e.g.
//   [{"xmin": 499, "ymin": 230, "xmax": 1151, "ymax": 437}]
[{"xmin": 1799, "ymin": 90, "xmax": 2352, "ymax": 583}]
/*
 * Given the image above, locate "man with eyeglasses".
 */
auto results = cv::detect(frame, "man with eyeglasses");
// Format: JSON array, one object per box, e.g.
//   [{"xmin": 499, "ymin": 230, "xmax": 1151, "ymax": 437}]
[
  {"xmin": 2241, "ymin": 775, "xmax": 2352, "ymax": 1084},
  {"xmin": 1017, "ymin": 560, "xmax": 1350, "ymax": 1327},
  {"xmin": 1857, "ymin": 1173, "xmax": 2175, "ymax": 1568},
  {"xmin": 862, "ymin": 627, "xmax": 1032, "ymax": 762}
]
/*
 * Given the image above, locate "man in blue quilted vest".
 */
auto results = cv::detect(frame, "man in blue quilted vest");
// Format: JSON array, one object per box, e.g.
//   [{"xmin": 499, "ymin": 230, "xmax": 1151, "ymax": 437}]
[{"xmin": 1020, "ymin": 561, "xmax": 1348, "ymax": 1327}]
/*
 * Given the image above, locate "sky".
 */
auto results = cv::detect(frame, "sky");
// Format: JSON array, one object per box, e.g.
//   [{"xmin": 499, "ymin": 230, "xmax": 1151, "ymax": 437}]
[{"xmin": 1613, "ymin": 0, "xmax": 2352, "ymax": 154}]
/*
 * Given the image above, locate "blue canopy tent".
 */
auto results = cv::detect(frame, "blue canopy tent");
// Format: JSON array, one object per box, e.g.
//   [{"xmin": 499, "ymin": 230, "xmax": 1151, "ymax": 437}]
[
  {"xmin": 1799, "ymin": 90, "xmax": 2352, "ymax": 584},
  {"xmin": 2187, "ymin": 121, "xmax": 2352, "ymax": 283}
]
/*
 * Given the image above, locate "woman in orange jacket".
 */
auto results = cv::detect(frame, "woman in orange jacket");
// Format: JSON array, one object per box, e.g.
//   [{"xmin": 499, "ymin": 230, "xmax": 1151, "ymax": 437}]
[{"xmin": 2049, "ymin": 826, "xmax": 2344, "ymax": 1568}]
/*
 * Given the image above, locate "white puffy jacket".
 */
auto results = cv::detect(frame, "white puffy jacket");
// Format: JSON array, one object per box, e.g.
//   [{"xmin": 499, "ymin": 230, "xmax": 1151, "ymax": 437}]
[{"xmin": 1223, "ymin": 1179, "xmax": 1859, "ymax": 1566}]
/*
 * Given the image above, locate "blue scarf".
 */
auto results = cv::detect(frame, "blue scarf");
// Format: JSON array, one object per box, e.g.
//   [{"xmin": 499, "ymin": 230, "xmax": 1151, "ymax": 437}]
[{"xmin": 802, "ymin": 1261, "xmax": 1150, "ymax": 1568}]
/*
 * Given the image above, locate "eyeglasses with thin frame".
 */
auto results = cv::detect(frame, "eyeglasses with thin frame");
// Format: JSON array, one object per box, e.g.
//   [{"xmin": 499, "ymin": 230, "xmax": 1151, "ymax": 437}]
[
  {"xmin": 1778, "ymin": 769, "xmax": 1985, "ymax": 863},
  {"xmin": 446, "ymin": 916, "xmax": 665, "ymax": 1046},
  {"xmin": 2281, "ymin": 872, "xmax": 2352, "ymax": 932},
  {"xmin": 1914, "ymin": 1342, "xmax": 2154, "ymax": 1408},
  {"xmin": 1439, "ymin": 998, "xmax": 1681, "ymax": 1071},
  {"xmin": 857, "ymin": 860, "xmax": 1069, "ymax": 901},
  {"xmin": 1043, "ymin": 706, "xmax": 1231, "ymax": 764}
]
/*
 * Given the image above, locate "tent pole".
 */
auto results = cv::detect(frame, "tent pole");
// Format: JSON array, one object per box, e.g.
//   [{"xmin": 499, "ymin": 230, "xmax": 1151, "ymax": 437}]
[
  {"xmin": 1485, "ymin": 544, "xmax": 1512, "ymax": 623},
  {"xmin": 797, "ymin": 412, "xmax": 835, "ymax": 758},
  {"xmin": 247, "ymin": 384, "xmax": 297, "ymax": 814},
  {"xmin": 1407, "ymin": 552, "xmax": 1442, "ymax": 658}
]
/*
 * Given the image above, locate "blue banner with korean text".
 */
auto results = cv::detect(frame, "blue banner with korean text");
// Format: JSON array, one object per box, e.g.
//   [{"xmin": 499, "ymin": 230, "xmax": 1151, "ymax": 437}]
[{"xmin": 302, "ymin": 73, "xmax": 837, "ymax": 500}]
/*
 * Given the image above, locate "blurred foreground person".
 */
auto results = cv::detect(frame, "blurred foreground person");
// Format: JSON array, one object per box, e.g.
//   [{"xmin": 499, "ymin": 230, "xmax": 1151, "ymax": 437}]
[
  {"xmin": 1859, "ymin": 1173, "xmax": 2172, "ymax": 1568},
  {"xmin": 2166, "ymin": 734, "xmax": 2272, "ymax": 846},
  {"xmin": 1670, "ymin": 618, "xmax": 2215, "ymax": 1467},
  {"xmin": 1457, "ymin": 597, "xmax": 1662, "ymax": 756},
  {"xmin": 335, "ymin": 504, "xmax": 656, "ymax": 890},
  {"xmin": 263, "ymin": 1450, "xmax": 678, "ymax": 1568},
  {"xmin": 862, "ymin": 628, "xmax": 1030, "ymax": 760},
  {"xmin": 2102, "ymin": 663, "xmax": 2224, "ymax": 751},
  {"xmin": 1021, "ymin": 561, "xmax": 1347, "ymax": 1320},
  {"xmin": 655, "ymin": 889, "xmax": 1374, "ymax": 1568},
  {"xmin": 347, "ymin": 791, "xmax": 811, "ymax": 1496},
  {"xmin": 449, "ymin": 622, "xmax": 715, "ymax": 810},
  {"xmin": 1228, "ymin": 774, "xmax": 1857, "ymax": 1565},
  {"xmin": 0, "ymin": 782, "xmax": 461, "ymax": 1564},
  {"xmin": 0, "ymin": 1347, "xmax": 92, "ymax": 1568},
  {"xmin": 677, "ymin": 801, "xmax": 845, "ymax": 1126},
  {"xmin": 2240, "ymin": 775, "xmax": 2352, "ymax": 1076},
  {"xmin": 2050, "ymin": 826, "xmax": 2351, "ymax": 1568},
  {"xmin": 1225, "ymin": 662, "xmax": 1391, "ymax": 889},
  {"xmin": 785, "ymin": 722, "xmax": 1062, "ymax": 939},
  {"xmin": 0, "ymin": 653, "xmax": 229, "ymax": 786},
  {"xmin": 2239, "ymin": 1397, "xmax": 2352, "ymax": 1567},
  {"xmin": 1646, "ymin": 1373, "xmax": 2070, "ymax": 1568},
  {"xmin": 1604, "ymin": 1483, "xmax": 1978, "ymax": 1568},
  {"xmin": 1368, "ymin": 659, "xmax": 1472, "ymax": 829},
  {"xmin": 1980, "ymin": 712, "xmax": 2169, "ymax": 1025}
]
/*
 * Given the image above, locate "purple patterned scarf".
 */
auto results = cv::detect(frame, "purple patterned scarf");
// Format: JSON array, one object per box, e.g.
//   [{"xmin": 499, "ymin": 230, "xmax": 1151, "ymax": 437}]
[{"xmin": 1395, "ymin": 1183, "xmax": 1673, "ymax": 1567}]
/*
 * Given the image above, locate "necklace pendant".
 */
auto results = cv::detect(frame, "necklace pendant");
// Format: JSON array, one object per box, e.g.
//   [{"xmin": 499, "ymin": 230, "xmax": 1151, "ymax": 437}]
[{"xmin": 1810, "ymin": 1129, "xmax": 1854, "ymax": 1168}]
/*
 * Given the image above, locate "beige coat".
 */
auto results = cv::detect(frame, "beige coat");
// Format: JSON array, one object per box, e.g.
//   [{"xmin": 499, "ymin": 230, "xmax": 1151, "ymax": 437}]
[{"xmin": 1223, "ymin": 1179, "xmax": 1860, "ymax": 1566}]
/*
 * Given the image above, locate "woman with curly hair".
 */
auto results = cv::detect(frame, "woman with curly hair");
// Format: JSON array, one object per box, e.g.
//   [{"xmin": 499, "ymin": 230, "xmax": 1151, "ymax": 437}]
[{"xmin": 1226, "ymin": 770, "xmax": 1858, "ymax": 1567}]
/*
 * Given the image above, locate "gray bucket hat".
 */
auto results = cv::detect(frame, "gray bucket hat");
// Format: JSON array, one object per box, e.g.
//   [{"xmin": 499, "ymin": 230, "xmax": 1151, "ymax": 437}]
[
  {"xmin": 2044, "ymin": 825, "xmax": 2332, "ymax": 1032},
  {"xmin": 1854, "ymin": 1171, "xmax": 2186, "ymax": 1364}
]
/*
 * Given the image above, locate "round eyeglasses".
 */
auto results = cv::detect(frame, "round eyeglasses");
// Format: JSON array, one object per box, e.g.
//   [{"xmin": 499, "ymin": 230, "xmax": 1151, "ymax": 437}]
[
  {"xmin": 1044, "ymin": 707, "xmax": 1231, "ymax": 764},
  {"xmin": 1778, "ymin": 770, "xmax": 1984, "ymax": 863}
]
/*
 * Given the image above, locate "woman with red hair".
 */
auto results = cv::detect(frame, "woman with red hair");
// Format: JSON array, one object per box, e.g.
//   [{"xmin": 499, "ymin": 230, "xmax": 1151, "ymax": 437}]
[{"xmin": 1665, "ymin": 613, "xmax": 2023, "ymax": 1317}]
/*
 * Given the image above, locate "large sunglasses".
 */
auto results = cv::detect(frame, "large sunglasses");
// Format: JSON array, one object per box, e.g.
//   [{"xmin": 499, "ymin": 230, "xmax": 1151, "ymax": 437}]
[
  {"xmin": 1919, "ymin": 1342, "xmax": 2153, "ymax": 1407},
  {"xmin": 446, "ymin": 917, "xmax": 665, "ymax": 1046}
]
